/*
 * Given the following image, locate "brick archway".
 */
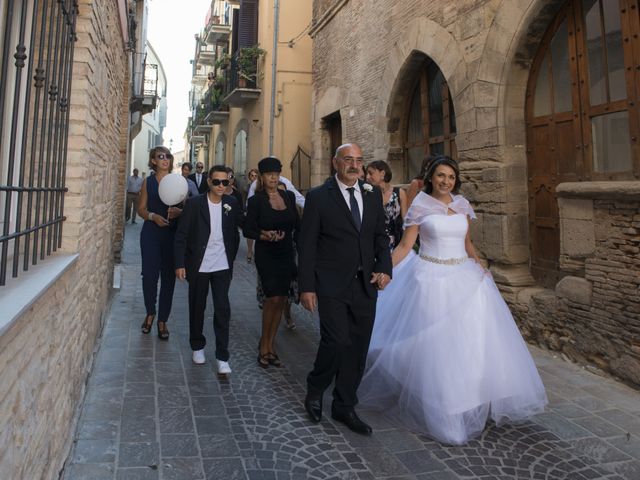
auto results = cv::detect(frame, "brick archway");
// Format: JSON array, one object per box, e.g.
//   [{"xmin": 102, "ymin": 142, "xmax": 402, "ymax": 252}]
[{"xmin": 373, "ymin": 17, "xmax": 469, "ymax": 164}]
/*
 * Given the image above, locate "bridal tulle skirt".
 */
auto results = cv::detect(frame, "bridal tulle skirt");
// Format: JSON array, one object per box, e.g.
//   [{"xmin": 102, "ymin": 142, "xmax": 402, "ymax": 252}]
[{"xmin": 359, "ymin": 251, "xmax": 548, "ymax": 445}]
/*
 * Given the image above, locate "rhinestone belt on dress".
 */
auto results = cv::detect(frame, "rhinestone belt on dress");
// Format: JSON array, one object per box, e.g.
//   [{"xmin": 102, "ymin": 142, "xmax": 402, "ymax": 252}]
[{"xmin": 419, "ymin": 254, "xmax": 468, "ymax": 265}]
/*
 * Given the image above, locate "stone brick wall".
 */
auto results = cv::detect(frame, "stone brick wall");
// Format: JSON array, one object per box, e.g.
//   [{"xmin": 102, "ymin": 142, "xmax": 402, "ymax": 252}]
[{"xmin": 0, "ymin": 0, "xmax": 130, "ymax": 478}]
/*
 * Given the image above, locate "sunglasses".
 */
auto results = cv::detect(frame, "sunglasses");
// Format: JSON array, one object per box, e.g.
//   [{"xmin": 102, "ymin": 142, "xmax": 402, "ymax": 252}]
[
  {"xmin": 155, "ymin": 153, "xmax": 171, "ymax": 160},
  {"xmin": 210, "ymin": 179, "xmax": 230, "ymax": 186},
  {"xmin": 196, "ymin": 165, "xmax": 204, "ymax": 169}
]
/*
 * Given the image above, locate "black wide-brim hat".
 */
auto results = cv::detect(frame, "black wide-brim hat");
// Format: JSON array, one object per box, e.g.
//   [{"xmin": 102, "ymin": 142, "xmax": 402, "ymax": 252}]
[{"xmin": 258, "ymin": 156, "xmax": 282, "ymax": 174}]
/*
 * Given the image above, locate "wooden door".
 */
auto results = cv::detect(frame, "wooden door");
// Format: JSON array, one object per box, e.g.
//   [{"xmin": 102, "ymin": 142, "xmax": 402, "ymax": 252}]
[{"xmin": 526, "ymin": 0, "xmax": 640, "ymax": 288}]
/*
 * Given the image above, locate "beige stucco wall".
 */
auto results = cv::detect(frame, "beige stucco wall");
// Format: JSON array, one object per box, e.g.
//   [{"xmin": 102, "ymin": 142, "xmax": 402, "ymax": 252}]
[
  {"xmin": 0, "ymin": 0, "xmax": 131, "ymax": 477},
  {"xmin": 208, "ymin": 0, "xmax": 313, "ymax": 183},
  {"xmin": 310, "ymin": 0, "xmax": 640, "ymax": 386}
]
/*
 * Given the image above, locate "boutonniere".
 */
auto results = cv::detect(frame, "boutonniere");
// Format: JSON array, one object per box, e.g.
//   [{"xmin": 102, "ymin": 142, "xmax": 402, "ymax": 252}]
[
  {"xmin": 223, "ymin": 203, "xmax": 232, "ymax": 215},
  {"xmin": 362, "ymin": 183, "xmax": 373, "ymax": 194}
]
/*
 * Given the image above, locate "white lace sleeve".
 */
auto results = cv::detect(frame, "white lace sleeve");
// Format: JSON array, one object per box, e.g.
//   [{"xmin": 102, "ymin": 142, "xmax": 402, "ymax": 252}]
[
  {"xmin": 404, "ymin": 192, "xmax": 438, "ymax": 227},
  {"xmin": 450, "ymin": 195, "xmax": 477, "ymax": 219}
]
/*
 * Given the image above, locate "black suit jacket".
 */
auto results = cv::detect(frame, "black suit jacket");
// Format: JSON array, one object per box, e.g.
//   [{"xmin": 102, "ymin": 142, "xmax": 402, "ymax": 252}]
[
  {"xmin": 188, "ymin": 173, "xmax": 209, "ymax": 194},
  {"xmin": 298, "ymin": 177, "xmax": 392, "ymax": 298},
  {"xmin": 174, "ymin": 193, "xmax": 243, "ymax": 280}
]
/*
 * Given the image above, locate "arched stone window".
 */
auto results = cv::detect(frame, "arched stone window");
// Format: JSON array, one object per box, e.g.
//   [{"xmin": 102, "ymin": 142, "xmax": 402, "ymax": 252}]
[
  {"xmin": 404, "ymin": 57, "xmax": 457, "ymax": 180},
  {"xmin": 526, "ymin": 0, "xmax": 640, "ymax": 287},
  {"xmin": 233, "ymin": 129, "xmax": 247, "ymax": 175},
  {"xmin": 215, "ymin": 132, "xmax": 226, "ymax": 165}
]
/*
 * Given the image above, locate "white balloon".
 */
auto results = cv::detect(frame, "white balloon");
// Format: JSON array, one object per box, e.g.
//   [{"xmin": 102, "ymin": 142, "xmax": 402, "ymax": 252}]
[{"xmin": 158, "ymin": 173, "xmax": 188, "ymax": 206}]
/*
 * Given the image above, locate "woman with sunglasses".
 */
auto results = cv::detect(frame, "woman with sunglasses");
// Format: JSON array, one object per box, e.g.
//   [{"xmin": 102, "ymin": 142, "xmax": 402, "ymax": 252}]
[
  {"xmin": 138, "ymin": 146, "xmax": 182, "ymax": 339},
  {"xmin": 244, "ymin": 157, "xmax": 300, "ymax": 368}
]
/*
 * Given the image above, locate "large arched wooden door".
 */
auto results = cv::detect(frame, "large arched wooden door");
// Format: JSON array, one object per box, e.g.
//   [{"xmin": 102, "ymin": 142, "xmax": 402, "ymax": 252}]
[{"xmin": 526, "ymin": 0, "xmax": 640, "ymax": 288}]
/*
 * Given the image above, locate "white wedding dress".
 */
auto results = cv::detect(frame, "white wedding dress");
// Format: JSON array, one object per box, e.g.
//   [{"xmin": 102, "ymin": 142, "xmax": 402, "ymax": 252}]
[{"xmin": 359, "ymin": 192, "xmax": 547, "ymax": 445}]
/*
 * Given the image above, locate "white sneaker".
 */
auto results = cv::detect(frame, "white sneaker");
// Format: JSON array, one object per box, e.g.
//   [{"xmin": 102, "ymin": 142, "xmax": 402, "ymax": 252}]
[
  {"xmin": 217, "ymin": 360, "xmax": 231, "ymax": 375},
  {"xmin": 192, "ymin": 349, "xmax": 205, "ymax": 365}
]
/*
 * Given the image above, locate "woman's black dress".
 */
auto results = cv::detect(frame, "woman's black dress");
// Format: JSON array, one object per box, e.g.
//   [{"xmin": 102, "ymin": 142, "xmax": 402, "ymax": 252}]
[{"xmin": 244, "ymin": 190, "xmax": 300, "ymax": 297}]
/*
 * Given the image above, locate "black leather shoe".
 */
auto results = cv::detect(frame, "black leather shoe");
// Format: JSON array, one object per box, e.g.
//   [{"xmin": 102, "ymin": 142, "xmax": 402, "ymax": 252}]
[
  {"xmin": 304, "ymin": 392, "xmax": 323, "ymax": 423},
  {"xmin": 331, "ymin": 410, "xmax": 372, "ymax": 435}
]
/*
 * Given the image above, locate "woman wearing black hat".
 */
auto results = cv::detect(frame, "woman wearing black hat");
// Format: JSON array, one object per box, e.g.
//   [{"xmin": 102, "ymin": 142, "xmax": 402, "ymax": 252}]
[{"xmin": 244, "ymin": 157, "xmax": 300, "ymax": 368}]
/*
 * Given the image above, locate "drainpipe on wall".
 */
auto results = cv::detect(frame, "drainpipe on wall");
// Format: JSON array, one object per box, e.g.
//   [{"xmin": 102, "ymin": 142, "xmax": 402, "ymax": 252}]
[{"xmin": 268, "ymin": 0, "xmax": 280, "ymax": 156}]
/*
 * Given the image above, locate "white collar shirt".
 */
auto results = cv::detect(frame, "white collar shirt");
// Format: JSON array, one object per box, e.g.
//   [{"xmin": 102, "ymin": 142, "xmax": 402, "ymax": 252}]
[
  {"xmin": 199, "ymin": 198, "xmax": 229, "ymax": 273},
  {"xmin": 335, "ymin": 175, "xmax": 363, "ymax": 220}
]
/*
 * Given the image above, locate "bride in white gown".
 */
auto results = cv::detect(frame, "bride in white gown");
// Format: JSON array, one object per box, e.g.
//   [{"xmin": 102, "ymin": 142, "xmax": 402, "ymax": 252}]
[{"xmin": 359, "ymin": 156, "xmax": 547, "ymax": 445}]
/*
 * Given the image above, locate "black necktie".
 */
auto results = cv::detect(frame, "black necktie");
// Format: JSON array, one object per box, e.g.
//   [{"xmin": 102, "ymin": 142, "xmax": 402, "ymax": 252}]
[{"xmin": 347, "ymin": 187, "xmax": 361, "ymax": 231}]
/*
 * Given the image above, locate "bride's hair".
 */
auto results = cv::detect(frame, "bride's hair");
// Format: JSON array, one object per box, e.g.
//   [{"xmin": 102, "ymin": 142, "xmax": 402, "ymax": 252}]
[{"xmin": 423, "ymin": 155, "xmax": 461, "ymax": 194}]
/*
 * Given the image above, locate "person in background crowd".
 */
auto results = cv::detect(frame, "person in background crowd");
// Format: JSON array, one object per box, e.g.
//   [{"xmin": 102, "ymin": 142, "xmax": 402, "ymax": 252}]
[
  {"xmin": 189, "ymin": 161, "xmax": 209, "ymax": 194},
  {"xmin": 225, "ymin": 167, "xmax": 245, "ymax": 212},
  {"xmin": 126, "ymin": 168, "xmax": 144, "ymax": 224},
  {"xmin": 244, "ymin": 157, "xmax": 300, "ymax": 369},
  {"xmin": 366, "ymin": 160, "xmax": 408, "ymax": 250},
  {"xmin": 137, "ymin": 146, "xmax": 182, "ymax": 340},
  {"xmin": 175, "ymin": 165, "xmax": 244, "ymax": 374},
  {"xmin": 181, "ymin": 162, "xmax": 200, "ymax": 198},
  {"xmin": 245, "ymin": 168, "xmax": 259, "ymax": 263}
]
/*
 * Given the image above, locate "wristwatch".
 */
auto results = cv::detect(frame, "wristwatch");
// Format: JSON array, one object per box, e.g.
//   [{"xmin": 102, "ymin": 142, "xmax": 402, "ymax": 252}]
[{"xmin": 148, "ymin": 212, "xmax": 154, "ymax": 222}]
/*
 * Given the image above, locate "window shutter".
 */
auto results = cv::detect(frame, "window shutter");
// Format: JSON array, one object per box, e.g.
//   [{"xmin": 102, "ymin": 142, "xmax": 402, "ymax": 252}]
[{"xmin": 238, "ymin": 0, "xmax": 258, "ymax": 48}]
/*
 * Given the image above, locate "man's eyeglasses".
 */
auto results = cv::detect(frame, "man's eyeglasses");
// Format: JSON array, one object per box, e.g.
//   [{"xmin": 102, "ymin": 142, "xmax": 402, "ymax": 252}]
[
  {"xmin": 155, "ymin": 153, "xmax": 172, "ymax": 160},
  {"xmin": 340, "ymin": 156, "xmax": 364, "ymax": 165},
  {"xmin": 210, "ymin": 179, "xmax": 230, "ymax": 186},
  {"xmin": 196, "ymin": 165, "xmax": 204, "ymax": 169}
]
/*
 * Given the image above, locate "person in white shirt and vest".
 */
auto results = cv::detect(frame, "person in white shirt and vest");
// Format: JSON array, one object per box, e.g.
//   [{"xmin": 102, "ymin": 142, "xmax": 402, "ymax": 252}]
[
  {"xmin": 174, "ymin": 165, "xmax": 244, "ymax": 374},
  {"xmin": 126, "ymin": 168, "xmax": 144, "ymax": 223},
  {"xmin": 188, "ymin": 161, "xmax": 209, "ymax": 194}
]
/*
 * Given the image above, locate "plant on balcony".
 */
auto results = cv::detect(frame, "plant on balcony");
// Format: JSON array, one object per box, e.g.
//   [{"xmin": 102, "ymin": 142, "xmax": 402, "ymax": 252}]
[
  {"xmin": 214, "ymin": 75, "xmax": 225, "ymax": 89},
  {"xmin": 215, "ymin": 52, "xmax": 230, "ymax": 70},
  {"xmin": 237, "ymin": 45, "xmax": 266, "ymax": 84}
]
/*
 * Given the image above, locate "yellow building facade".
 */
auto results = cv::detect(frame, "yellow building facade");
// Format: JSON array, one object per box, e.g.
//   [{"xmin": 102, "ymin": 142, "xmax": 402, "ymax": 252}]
[{"xmin": 189, "ymin": 0, "xmax": 312, "ymax": 190}]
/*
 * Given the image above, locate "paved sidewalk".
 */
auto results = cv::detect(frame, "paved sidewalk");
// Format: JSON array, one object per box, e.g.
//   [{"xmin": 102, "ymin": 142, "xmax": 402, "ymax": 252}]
[{"xmin": 62, "ymin": 222, "xmax": 640, "ymax": 480}]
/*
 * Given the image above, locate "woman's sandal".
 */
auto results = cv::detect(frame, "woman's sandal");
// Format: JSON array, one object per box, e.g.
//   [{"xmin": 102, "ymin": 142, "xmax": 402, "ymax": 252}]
[
  {"xmin": 257, "ymin": 353, "xmax": 270, "ymax": 368},
  {"xmin": 141, "ymin": 314, "xmax": 155, "ymax": 334},
  {"xmin": 266, "ymin": 352, "xmax": 283, "ymax": 367},
  {"xmin": 157, "ymin": 321, "xmax": 170, "ymax": 340}
]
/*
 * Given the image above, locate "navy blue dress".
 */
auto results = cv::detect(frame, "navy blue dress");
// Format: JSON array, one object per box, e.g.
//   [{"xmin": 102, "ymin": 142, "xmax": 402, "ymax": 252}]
[{"xmin": 140, "ymin": 174, "xmax": 177, "ymax": 321}]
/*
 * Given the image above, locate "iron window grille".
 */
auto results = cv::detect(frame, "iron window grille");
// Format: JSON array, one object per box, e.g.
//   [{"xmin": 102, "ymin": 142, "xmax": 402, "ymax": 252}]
[{"xmin": 0, "ymin": 0, "xmax": 78, "ymax": 286}]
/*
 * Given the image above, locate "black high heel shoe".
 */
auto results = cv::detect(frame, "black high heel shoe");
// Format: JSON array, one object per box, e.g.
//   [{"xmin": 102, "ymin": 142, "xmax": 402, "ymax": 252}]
[
  {"xmin": 157, "ymin": 321, "xmax": 169, "ymax": 340},
  {"xmin": 141, "ymin": 314, "xmax": 155, "ymax": 334}
]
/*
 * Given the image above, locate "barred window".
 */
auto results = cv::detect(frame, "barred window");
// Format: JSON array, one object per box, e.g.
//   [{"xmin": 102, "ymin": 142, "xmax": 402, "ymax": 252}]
[{"xmin": 0, "ymin": 0, "xmax": 78, "ymax": 286}]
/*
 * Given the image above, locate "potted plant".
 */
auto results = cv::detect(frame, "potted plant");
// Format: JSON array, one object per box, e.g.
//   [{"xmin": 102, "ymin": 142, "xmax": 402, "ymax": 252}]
[
  {"xmin": 215, "ymin": 52, "xmax": 230, "ymax": 71},
  {"xmin": 237, "ymin": 45, "xmax": 266, "ymax": 87}
]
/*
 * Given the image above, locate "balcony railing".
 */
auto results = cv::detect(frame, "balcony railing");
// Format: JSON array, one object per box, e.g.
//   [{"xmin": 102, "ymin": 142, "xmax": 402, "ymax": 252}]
[
  {"xmin": 196, "ymin": 43, "xmax": 216, "ymax": 67},
  {"xmin": 131, "ymin": 60, "xmax": 158, "ymax": 115},
  {"xmin": 193, "ymin": 82, "xmax": 229, "ymax": 131},
  {"xmin": 222, "ymin": 50, "xmax": 261, "ymax": 107}
]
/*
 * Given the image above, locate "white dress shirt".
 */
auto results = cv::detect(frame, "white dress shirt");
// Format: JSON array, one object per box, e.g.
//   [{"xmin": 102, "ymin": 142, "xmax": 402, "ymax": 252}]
[
  {"xmin": 199, "ymin": 198, "xmax": 229, "ymax": 273},
  {"xmin": 195, "ymin": 172, "xmax": 203, "ymax": 188},
  {"xmin": 127, "ymin": 175, "xmax": 143, "ymax": 193},
  {"xmin": 247, "ymin": 175, "xmax": 305, "ymax": 208},
  {"xmin": 335, "ymin": 175, "xmax": 363, "ymax": 220}
]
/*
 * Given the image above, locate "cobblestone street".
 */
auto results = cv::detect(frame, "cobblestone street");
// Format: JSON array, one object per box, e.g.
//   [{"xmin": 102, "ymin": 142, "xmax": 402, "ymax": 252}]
[{"xmin": 61, "ymin": 222, "xmax": 640, "ymax": 480}]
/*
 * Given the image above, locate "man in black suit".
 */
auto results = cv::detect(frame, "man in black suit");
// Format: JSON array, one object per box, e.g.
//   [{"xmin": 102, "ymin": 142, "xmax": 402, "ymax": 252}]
[
  {"xmin": 188, "ymin": 161, "xmax": 209, "ymax": 194},
  {"xmin": 298, "ymin": 143, "xmax": 392, "ymax": 435},
  {"xmin": 175, "ymin": 165, "xmax": 243, "ymax": 374}
]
